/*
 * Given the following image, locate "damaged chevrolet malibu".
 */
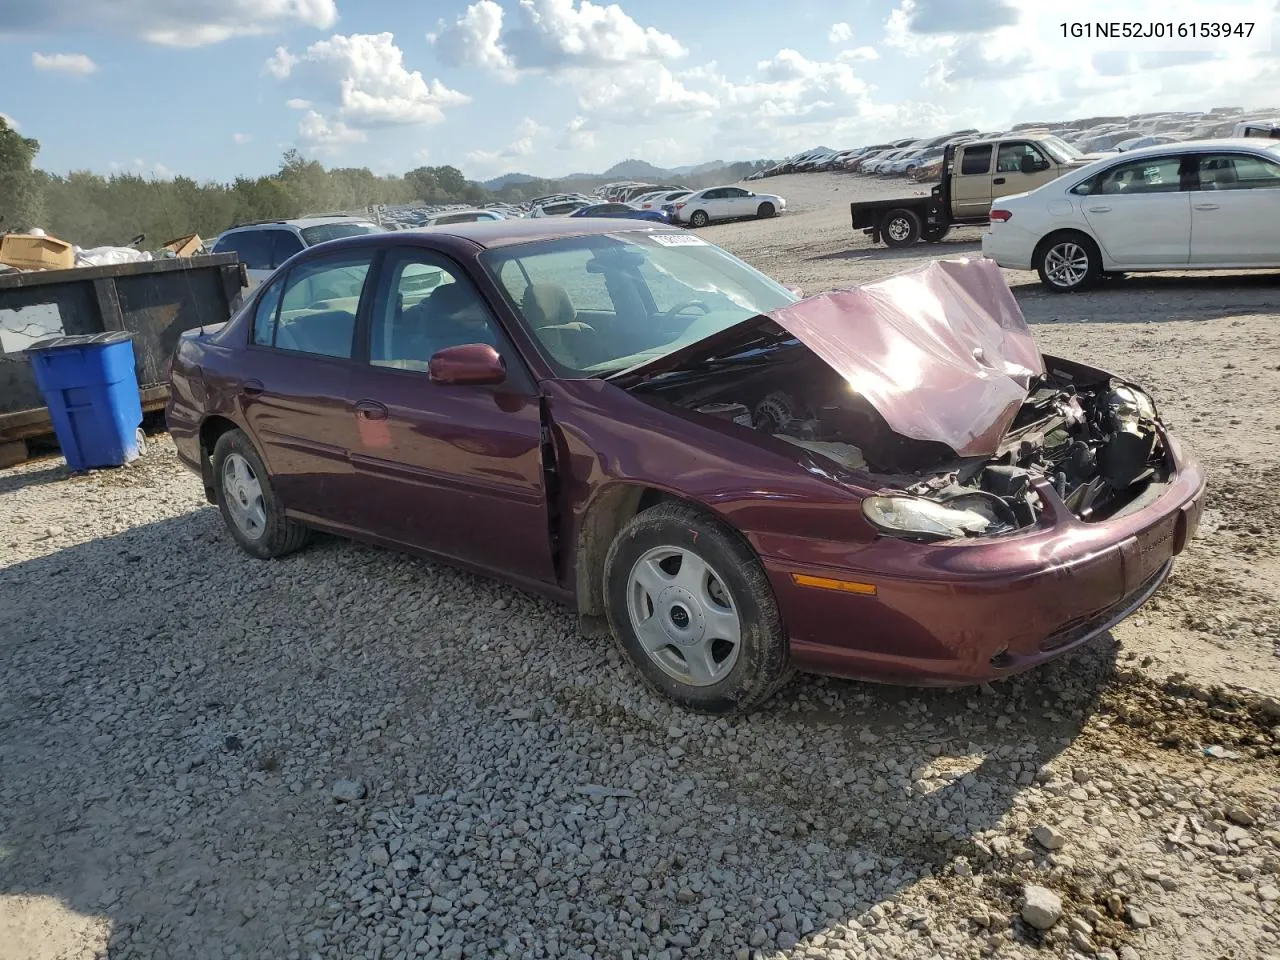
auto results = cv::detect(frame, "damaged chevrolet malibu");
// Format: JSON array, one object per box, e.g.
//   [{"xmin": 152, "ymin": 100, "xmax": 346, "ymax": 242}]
[{"xmin": 167, "ymin": 219, "xmax": 1205, "ymax": 714}]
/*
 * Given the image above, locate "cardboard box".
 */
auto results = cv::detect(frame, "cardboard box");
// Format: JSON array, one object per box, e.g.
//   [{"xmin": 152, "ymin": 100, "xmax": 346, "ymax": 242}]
[
  {"xmin": 0, "ymin": 234, "xmax": 75, "ymax": 272},
  {"xmin": 162, "ymin": 233, "xmax": 204, "ymax": 258}
]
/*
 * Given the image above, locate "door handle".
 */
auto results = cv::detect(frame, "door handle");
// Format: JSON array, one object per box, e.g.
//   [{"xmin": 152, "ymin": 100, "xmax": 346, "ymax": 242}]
[
  {"xmin": 242, "ymin": 379, "xmax": 264, "ymax": 397},
  {"xmin": 992, "ymin": 177, "xmax": 1006, "ymax": 185},
  {"xmin": 1194, "ymin": 203, "xmax": 1220, "ymax": 211},
  {"xmin": 1087, "ymin": 206, "xmax": 1112, "ymax": 213},
  {"xmin": 353, "ymin": 399, "xmax": 388, "ymax": 421}
]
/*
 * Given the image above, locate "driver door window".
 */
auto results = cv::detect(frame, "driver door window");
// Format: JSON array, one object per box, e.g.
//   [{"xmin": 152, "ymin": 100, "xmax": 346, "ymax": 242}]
[
  {"xmin": 368, "ymin": 254, "xmax": 500, "ymax": 371},
  {"xmin": 994, "ymin": 142, "xmax": 1053, "ymax": 200}
]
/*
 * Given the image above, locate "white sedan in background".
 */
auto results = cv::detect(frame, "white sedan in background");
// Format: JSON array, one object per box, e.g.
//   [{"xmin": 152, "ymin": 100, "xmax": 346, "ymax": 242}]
[
  {"xmin": 981, "ymin": 138, "xmax": 1280, "ymax": 292},
  {"xmin": 669, "ymin": 186, "xmax": 786, "ymax": 227}
]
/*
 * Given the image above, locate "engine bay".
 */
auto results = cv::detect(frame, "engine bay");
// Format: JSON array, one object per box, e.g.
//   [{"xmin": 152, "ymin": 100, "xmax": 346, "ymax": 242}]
[{"xmin": 640, "ymin": 348, "xmax": 1171, "ymax": 535}]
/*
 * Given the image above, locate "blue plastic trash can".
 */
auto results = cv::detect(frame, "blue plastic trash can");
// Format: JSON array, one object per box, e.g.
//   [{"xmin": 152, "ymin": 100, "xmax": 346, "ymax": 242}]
[{"xmin": 26, "ymin": 331, "xmax": 146, "ymax": 472}]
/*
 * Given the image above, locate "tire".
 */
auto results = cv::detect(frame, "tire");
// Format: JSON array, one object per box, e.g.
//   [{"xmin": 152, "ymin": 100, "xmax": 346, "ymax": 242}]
[
  {"xmin": 689, "ymin": 210, "xmax": 710, "ymax": 228},
  {"xmin": 923, "ymin": 225, "xmax": 950, "ymax": 243},
  {"xmin": 211, "ymin": 428, "xmax": 311, "ymax": 559},
  {"xmin": 603, "ymin": 501, "xmax": 792, "ymax": 714},
  {"xmin": 1036, "ymin": 233, "xmax": 1102, "ymax": 293},
  {"xmin": 756, "ymin": 202, "xmax": 776, "ymax": 219},
  {"xmin": 881, "ymin": 208, "xmax": 921, "ymax": 248}
]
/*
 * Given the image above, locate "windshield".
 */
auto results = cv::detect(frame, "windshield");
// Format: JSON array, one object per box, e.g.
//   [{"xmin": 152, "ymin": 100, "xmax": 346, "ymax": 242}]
[
  {"xmin": 1040, "ymin": 136, "xmax": 1084, "ymax": 163},
  {"xmin": 300, "ymin": 221, "xmax": 383, "ymax": 245},
  {"xmin": 480, "ymin": 233, "xmax": 798, "ymax": 377}
]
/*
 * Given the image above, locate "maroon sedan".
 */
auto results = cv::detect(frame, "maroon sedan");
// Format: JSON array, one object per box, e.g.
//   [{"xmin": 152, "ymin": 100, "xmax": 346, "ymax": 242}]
[{"xmin": 166, "ymin": 218, "xmax": 1205, "ymax": 714}]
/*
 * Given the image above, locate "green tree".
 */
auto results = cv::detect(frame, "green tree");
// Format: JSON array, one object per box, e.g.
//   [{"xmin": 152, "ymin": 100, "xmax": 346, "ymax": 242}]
[{"xmin": 0, "ymin": 117, "xmax": 44, "ymax": 230}]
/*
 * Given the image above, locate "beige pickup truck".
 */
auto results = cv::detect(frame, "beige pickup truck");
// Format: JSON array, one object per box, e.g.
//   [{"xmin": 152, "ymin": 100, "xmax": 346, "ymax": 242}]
[{"xmin": 850, "ymin": 135, "xmax": 1101, "ymax": 247}]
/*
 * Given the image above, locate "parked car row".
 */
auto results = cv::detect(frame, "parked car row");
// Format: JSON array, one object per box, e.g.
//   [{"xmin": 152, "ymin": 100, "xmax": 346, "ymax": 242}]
[{"xmin": 757, "ymin": 107, "xmax": 1280, "ymax": 190}]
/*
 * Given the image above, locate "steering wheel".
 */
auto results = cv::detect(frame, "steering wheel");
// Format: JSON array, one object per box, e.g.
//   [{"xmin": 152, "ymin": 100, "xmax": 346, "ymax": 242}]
[{"xmin": 662, "ymin": 300, "xmax": 711, "ymax": 318}]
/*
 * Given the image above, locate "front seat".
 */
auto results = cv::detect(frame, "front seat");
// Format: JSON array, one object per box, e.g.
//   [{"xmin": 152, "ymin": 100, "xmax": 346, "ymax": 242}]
[{"xmin": 521, "ymin": 283, "xmax": 597, "ymax": 367}]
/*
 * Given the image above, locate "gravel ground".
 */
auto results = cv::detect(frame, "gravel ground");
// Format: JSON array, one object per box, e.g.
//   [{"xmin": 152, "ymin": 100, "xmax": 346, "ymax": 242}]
[{"xmin": 2, "ymin": 172, "xmax": 1280, "ymax": 960}]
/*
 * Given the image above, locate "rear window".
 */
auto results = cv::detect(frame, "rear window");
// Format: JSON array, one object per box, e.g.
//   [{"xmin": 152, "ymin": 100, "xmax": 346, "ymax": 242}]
[
  {"xmin": 959, "ymin": 145, "xmax": 993, "ymax": 175},
  {"xmin": 299, "ymin": 222, "xmax": 383, "ymax": 245}
]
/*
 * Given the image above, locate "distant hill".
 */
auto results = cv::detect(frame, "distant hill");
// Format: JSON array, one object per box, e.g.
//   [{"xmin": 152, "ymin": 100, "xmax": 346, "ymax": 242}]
[
  {"xmin": 600, "ymin": 158, "xmax": 672, "ymax": 180},
  {"xmin": 471, "ymin": 157, "xmax": 777, "ymax": 202},
  {"xmin": 481, "ymin": 172, "xmax": 540, "ymax": 190}
]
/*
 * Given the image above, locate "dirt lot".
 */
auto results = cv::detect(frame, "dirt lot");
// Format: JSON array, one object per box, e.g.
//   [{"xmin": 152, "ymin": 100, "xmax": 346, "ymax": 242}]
[{"xmin": 2, "ymin": 172, "xmax": 1279, "ymax": 960}]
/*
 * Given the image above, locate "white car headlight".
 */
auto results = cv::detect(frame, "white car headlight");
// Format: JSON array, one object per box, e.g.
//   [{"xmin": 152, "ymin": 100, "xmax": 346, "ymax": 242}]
[{"xmin": 862, "ymin": 495, "xmax": 993, "ymax": 541}]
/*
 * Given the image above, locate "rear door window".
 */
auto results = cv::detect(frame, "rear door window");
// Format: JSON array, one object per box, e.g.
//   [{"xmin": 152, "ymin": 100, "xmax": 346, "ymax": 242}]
[
  {"xmin": 959, "ymin": 145, "xmax": 993, "ymax": 175},
  {"xmin": 214, "ymin": 230, "xmax": 272, "ymax": 271},
  {"xmin": 1196, "ymin": 153, "xmax": 1280, "ymax": 190},
  {"xmin": 270, "ymin": 230, "xmax": 305, "ymax": 267},
  {"xmin": 272, "ymin": 254, "xmax": 375, "ymax": 358}
]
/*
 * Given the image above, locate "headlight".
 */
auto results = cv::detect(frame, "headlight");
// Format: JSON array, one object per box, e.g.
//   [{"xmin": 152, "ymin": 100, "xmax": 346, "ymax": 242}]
[{"xmin": 862, "ymin": 495, "xmax": 994, "ymax": 542}]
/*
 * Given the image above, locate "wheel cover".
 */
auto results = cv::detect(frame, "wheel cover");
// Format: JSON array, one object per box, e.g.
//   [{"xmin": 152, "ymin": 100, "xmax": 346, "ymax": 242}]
[
  {"xmin": 1044, "ymin": 242, "xmax": 1090, "ymax": 288},
  {"xmin": 692, "ymin": 212, "xmax": 708, "ymax": 225},
  {"xmin": 887, "ymin": 217, "xmax": 912, "ymax": 241},
  {"xmin": 222, "ymin": 453, "xmax": 267, "ymax": 540},
  {"xmin": 626, "ymin": 546, "xmax": 742, "ymax": 687}
]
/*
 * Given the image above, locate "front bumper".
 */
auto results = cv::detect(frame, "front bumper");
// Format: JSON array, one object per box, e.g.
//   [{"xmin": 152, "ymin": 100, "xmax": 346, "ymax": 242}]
[{"xmin": 761, "ymin": 434, "xmax": 1206, "ymax": 686}]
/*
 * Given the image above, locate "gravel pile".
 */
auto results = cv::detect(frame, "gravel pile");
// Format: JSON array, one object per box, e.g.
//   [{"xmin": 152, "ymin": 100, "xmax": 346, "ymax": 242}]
[{"xmin": 2, "ymin": 443, "xmax": 1279, "ymax": 960}]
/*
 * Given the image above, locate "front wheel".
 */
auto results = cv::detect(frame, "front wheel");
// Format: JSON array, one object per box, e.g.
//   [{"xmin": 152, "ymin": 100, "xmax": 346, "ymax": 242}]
[
  {"xmin": 756, "ymin": 202, "xmax": 776, "ymax": 219},
  {"xmin": 881, "ymin": 208, "xmax": 921, "ymax": 247},
  {"xmin": 688, "ymin": 210, "xmax": 710, "ymax": 228},
  {"xmin": 1036, "ymin": 234, "xmax": 1102, "ymax": 292},
  {"xmin": 603, "ymin": 502, "xmax": 792, "ymax": 714},
  {"xmin": 211, "ymin": 429, "xmax": 311, "ymax": 559}
]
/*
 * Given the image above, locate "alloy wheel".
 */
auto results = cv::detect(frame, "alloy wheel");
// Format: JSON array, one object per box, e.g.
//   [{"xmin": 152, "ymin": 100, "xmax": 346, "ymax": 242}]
[{"xmin": 1044, "ymin": 242, "xmax": 1091, "ymax": 288}]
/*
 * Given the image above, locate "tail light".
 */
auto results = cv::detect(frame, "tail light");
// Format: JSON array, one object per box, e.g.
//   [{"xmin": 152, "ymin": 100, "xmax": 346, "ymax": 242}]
[
  {"xmin": 674, "ymin": 202, "xmax": 686, "ymax": 210},
  {"xmin": 989, "ymin": 209, "xmax": 1012, "ymax": 222}
]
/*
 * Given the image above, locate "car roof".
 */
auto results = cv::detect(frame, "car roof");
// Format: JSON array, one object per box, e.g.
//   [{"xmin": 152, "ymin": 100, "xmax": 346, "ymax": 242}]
[
  {"xmin": 222, "ymin": 215, "xmax": 378, "ymax": 233},
  {"xmin": 1085, "ymin": 137, "xmax": 1280, "ymax": 161}
]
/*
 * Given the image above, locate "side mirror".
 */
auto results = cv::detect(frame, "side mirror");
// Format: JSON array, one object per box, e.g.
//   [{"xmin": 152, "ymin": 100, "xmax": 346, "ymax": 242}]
[
  {"xmin": 428, "ymin": 343, "xmax": 506, "ymax": 386},
  {"xmin": 1019, "ymin": 155, "xmax": 1037, "ymax": 174}
]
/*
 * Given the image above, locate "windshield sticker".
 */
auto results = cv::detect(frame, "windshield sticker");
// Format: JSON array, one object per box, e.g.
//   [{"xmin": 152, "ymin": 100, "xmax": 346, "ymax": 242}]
[{"xmin": 650, "ymin": 234, "xmax": 708, "ymax": 246}]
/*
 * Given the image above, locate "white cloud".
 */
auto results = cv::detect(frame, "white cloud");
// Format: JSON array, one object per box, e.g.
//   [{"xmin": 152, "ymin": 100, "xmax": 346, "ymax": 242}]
[
  {"xmin": 838, "ymin": 47, "xmax": 880, "ymax": 62},
  {"xmin": 432, "ymin": 0, "xmax": 685, "ymax": 74},
  {"xmin": 0, "ymin": 0, "xmax": 337, "ymax": 47},
  {"xmin": 268, "ymin": 33, "xmax": 470, "ymax": 128},
  {"xmin": 232, "ymin": 132, "xmax": 253, "ymax": 145},
  {"xmin": 108, "ymin": 158, "xmax": 174, "ymax": 179},
  {"xmin": 881, "ymin": 0, "xmax": 1279, "ymax": 132},
  {"xmin": 828, "ymin": 22, "xmax": 852, "ymax": 44},
  {"xmin": 576, "ymin": 62, "xmax": 718, "ymax": 125},
  {"xmin": 285, "ymin": 98, "xmax": 312, "ymax": 110},
  {"xmin": 559, "ymin": 115, "xmax": 595, "ymax": 151},
  {"xmin": 31, "ymin": 52, "xmax": 98, "ymax": 75},
  {"xmin": 414, "ymin": 147, "xmax": 431, "ymax": 162},
  {"xmin": 297, "ymin": 110, "xmax": 366, "ymax": 150},
  {"xmin": 428, "ymin": 0, "xmax": 515, "ymax": 78},
  {"xmin": 466, "ymin": 116, "xmax": 550, "ymax": 169}
]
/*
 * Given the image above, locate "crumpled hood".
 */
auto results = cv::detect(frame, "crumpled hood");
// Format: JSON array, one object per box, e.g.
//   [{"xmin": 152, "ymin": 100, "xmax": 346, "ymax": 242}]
[{"xmin": 765, "ymin": 258, "xmax": 1044, "ymax": 458}]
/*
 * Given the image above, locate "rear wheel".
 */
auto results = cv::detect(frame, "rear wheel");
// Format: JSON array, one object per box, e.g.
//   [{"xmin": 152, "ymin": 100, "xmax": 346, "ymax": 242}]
[
  {"xmin": 882, "ymin": 209, "xmax": 921, "ymax": 248},
  {"xmin": 1036, "ymin": 233, "xmax": 1102, "ymax": 292},
  {"xmin": 604, "ymin": 501, "xmax": 792, "ymax": 714},
  {"xmin": 212, "ymin": 429, "xmax": 311, "ymax": 559},
  {"xmin": 756, "ymin": 202, "xmax": 776, "ymax": 219},
  {"xmin": 689, "ymin": 210, "xmax": 710, "ymax": 228}
]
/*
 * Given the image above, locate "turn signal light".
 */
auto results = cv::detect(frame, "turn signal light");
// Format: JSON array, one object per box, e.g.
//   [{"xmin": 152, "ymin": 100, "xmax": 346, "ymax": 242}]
[{"xmin": 989, "ymin": 209, "xmax": 1012, "ymax": 222}]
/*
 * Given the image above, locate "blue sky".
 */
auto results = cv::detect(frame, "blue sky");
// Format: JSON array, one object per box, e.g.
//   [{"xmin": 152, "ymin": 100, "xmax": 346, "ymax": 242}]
[{"xmin": 2, "ymin": 0, "xmax": 1277, "ymax": 183}]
